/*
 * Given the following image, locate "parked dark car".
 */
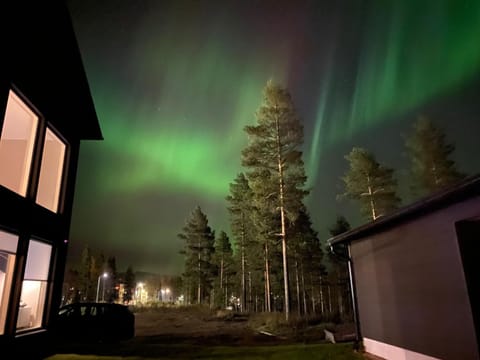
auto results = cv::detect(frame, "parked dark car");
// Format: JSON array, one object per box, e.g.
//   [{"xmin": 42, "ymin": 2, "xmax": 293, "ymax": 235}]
[{"xmin": 50, "ymin": 302, "xmax": 135, "ymax": 342}]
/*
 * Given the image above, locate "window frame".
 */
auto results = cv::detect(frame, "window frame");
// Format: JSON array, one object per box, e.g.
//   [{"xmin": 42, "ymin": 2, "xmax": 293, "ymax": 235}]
[
  {"xmin": 15, "ymin": 237, "xmax": 54, "ymax": 333},
  {"xmin": 35, "ymin": 123, "xmax": 69, "ymax": 214},
  {"xmin": 0, "ymin": 88, "xmax": 41, "ymax": 198},
  {"xmin": 0, "ymin": 227, "xmax": 20, "ymax": 335},
  {"xmin": 0, "ymin": 86, "xmax": 69, "ymax": 214}
]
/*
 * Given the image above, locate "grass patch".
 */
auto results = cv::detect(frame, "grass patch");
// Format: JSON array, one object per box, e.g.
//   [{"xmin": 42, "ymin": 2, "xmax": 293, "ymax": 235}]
[{"xmin": 45, "ymin": 343, "xmax": 365, "ymax": 360}]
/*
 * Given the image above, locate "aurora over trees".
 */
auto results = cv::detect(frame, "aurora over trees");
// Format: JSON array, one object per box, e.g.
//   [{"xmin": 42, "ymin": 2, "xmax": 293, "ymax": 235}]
[{"xmin": 66, "ymin": 0, "xmax": 480, "ymax": 276}]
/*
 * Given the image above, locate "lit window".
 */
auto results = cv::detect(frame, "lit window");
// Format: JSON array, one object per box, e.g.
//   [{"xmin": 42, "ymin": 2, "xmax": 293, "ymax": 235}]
[
  {"xmin": 0, "ymin": 90, "xmax": 39, "ymax": 196},
  {"xmin": 17, "ymin": 240, "xmax": 51, "ymax": 331},
  {"xmin": 0, "ymin": 230, "xmax": 18, "ymax": 335},
  {"xmin": 36, "ymin": 128, "xmax": 66, "ymax": 212}
]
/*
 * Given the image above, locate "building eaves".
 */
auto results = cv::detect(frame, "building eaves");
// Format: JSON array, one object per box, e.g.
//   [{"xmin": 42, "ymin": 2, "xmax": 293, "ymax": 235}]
[{"xmin": 328, "ymin": 174, "xmax": 480, "ymax": 246}]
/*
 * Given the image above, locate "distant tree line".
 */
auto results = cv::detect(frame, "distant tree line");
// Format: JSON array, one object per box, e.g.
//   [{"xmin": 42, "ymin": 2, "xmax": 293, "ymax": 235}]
[
  {"xmin": 179, "ymin": 80, "xmax": 466, "ymax": 323},
  {"xmin": 63, "ymin": 246, "xmax": 136, "ymax": 305}
]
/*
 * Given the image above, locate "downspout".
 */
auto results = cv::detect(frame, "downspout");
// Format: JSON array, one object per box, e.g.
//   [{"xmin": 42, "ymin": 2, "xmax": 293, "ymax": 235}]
[{"xmin": 329, "ymin": 242, "xmax": 362, "ymax": 350}]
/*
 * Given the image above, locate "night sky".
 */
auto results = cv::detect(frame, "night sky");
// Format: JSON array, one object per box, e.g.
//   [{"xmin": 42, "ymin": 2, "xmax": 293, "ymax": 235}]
[{"xmin": 66, "ymin": 0, "xmax": 480, "ymax": 275}]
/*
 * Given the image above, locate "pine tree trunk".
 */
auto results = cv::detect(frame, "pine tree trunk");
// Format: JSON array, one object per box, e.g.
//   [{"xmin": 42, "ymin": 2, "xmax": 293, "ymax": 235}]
[
  {"xmin": 220, "ymin": 258, "xmax": 224, "ymax": 289},
  {"xmin": 274, "ymin": 109, "xmax": 290, "ymax": 321},
  {"xmin": 310, "ymin": 274, "xmax": 316, "ymax": 315},
  {"xmin": 328, "ymin": 284, "xmax": 333, "ymax": 314},
  {"xmin": 301, "ymin": 263, "xmax": 307, "ymax": 316},
  {"xmin": 295, "ymin": 257, "xmax": 301, "ymax": 317},
  {"xmin": 225, "ymin": 274, "xmax": 228, "ymax": 308},
  {"xmin": 319, "ymin": 275, "xmax": 325, "ymax": 315},
  {"xmin": 241, "ymin": 222, "xmax": 247, "ymax": 312},
  {"xmin": 265, "ymin": 241, "xmax": 272, "ymax": 312},
  {"xmin": 248, "ymin": 271, "xmax": 252, "ymax": 312},
  {"xmin": 211, "ymin": 288, "xmax": 215, "ymax": 309},
  {"xmin": 338, "ymin": 286, "xmax": 344, "ymax": 318},
  {"xmin": 198, "ymin": 254, "xmax": 201, "ymax": 304}
]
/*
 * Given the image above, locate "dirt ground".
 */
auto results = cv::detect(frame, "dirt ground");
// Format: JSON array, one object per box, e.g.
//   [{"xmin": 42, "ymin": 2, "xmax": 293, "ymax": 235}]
[
  {"xmin": 133, "ymin": 306, "xmax": 290, "ymax": 345},
  {"xmin": 132, "ymin": 306, "xmax": 347, "ymax": 346}
]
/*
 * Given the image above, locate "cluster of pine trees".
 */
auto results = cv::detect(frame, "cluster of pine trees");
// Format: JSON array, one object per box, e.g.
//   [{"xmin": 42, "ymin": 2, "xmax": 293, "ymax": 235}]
[
  {"xmin": 179, "ymin": 81, "xmax": 466, "ymax": 322},
  {"xmin": 340, "ymin": 116, "xmax": 465, "ymax": 221}
]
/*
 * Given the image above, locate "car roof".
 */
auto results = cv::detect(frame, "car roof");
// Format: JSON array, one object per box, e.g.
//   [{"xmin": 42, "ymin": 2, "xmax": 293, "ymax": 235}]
[{"xmin": 60, "ymin": 302, "xmax": 128, "ymax": 309}]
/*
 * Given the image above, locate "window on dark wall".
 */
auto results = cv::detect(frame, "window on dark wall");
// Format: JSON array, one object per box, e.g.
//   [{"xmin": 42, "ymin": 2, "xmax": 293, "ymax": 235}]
[
  {"xmin": 0, "ymin": 87, "xmax": 69, "ymax": 334},
  {"xmin": 36, "ymin": 127, "xmax": 66, "ymax": 213},
  {"xmin": 0, "ymin": 89, "xmax": 68, "ymax": 213},
  {"xmin": 0, "ymin": 230, "xmax": 18, "ymax": 335},
  {"xmin": 16, "ymin": 240, "xmax": 52, "ymax": 331},
  {"xmin": 0, "ymin": 90, "xmax": 39, "ymax": 196}
]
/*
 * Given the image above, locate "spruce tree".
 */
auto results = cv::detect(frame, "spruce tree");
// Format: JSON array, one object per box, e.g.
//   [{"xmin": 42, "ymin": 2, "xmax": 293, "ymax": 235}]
[
  {"xmin": 290, "ymin": 209, "xmax": 324, "ymax": 316},
  {"xmin": 242, "ymin": 80, "xmax": 308, "ymax": 320},
  {"xmin": 123, "ymin": 266, "xmax": 135, "ymax": 304},
  {"xmin": 106, "ymin": 256, "xmax": 118, "ymax": 303},
  {"xmin": 178, "ymin": 206, "xmax": 215, "ymax": 305},
  {"xmin": 328, "ymin": 215, "xmax": 351, "ymax": 237},
  {"xmin": 213, "ymin": 231, "xmax": 234, "ymax": 308},
  {"xmin": 326, "ymin": 215, "xmax": 352, "ymax": 320},
  {"xmin": 80, "ymin": 245, "xmax": 95, "ymax": 301},
  {"xmin": 226, "ymin": 173, "xmax": 257, "ymax": 312},
  {"xmin": 340, "ymin": 147, "xmax": 400, "ymax": 221},
  {"xmin": 405, "ymin": 116, "xmax": 465, "ymax": 195}
]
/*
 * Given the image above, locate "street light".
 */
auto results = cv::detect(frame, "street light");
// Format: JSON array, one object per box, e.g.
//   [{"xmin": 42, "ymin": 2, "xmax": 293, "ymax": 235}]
[
  {"xmin": 96, "ymin": 272, "xmax": 108, "ymax": 302},
  {"xmin": 160, "ymin": 288, "xmax": 171, "ymax": 302},
  {"xmin": 136, "ymin": 282, "xmax": 144, "ymax": 304}
]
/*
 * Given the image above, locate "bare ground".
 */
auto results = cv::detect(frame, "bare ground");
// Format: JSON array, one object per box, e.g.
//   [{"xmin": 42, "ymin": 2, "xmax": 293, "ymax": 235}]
[
  {"xmin": 133, "ymin": 306, "xmax": 291, "ymax": 346},
  {"xmin": 132, "ymin": 306, "xmax": 352, "ymax": 346}
]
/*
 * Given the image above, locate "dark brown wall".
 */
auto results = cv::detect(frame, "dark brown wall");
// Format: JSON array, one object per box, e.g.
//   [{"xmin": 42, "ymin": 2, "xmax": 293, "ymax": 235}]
[{"xmin": 351, "ymin": 195, "xmax": 480, "ymax": 360}]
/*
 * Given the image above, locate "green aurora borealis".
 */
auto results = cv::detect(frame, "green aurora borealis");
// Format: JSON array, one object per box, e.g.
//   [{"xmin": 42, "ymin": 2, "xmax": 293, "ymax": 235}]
[{"xmin": 67, "ymin": 0, "xmax": 480, "ymax": 274}]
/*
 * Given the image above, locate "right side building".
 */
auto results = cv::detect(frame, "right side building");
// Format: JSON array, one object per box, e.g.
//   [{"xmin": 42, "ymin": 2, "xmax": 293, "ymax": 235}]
[{"xmin": 329, "ymin": 175, "xmax": 480, "ymax": 360}]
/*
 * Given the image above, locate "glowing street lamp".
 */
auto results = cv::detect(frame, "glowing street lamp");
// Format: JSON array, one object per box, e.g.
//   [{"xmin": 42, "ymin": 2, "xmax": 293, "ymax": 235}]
[
  {"xmin": 96, "ymin": 272, "xmax": 108, "ymax": 302},
  {"xmin": 137, "ymin": 282, "xmax": 145, "ymax": 304},
  {"xmin": 161, "ymin": 288, "xmax": 171, "ymax": 302}
]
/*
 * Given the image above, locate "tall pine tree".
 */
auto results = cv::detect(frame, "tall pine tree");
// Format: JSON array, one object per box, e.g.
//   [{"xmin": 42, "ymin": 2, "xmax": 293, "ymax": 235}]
[
  {"xmin": 242, "ymin": 81, "xmax": 308, "ymax": 320},
  {"xmin": 405, "ymin": 116, "xmax": 465, "ymax": 195},
  {"xmin": 340, "ymin": 147, "xmax": 400, "ymax": 221}
]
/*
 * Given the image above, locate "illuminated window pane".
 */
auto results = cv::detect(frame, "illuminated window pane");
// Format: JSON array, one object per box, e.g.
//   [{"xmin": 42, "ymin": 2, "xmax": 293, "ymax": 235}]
[
  {"xmin": 0, "ymin": 90, "xmax": 38, "ymax": 196},
  {"xmin": 0, "ymin": 230, "xmax": 18, "ymax": 335},
  {"xmin": 36, "ymin": 128, "xmax": 66, "ymax": 212},
  {"xmin": 17, "ymin": 240, "xmax": 51, "ymax": 331}
]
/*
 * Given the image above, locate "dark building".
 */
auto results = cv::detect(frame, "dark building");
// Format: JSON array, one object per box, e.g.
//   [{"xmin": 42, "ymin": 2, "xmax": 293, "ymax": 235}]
[
  {"xmin": 330, "ymin": 175, "xmax": 480, "ymax": 360},
  {"xmin": 0, "ymin": 0, "xmax": 101, "ymax": 348}
]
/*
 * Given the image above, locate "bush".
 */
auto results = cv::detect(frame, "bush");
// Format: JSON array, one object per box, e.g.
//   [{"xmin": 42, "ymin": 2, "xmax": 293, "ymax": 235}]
[{"xmin": 248, "ymin": 312, "xmax": 291, "ymax": 335}]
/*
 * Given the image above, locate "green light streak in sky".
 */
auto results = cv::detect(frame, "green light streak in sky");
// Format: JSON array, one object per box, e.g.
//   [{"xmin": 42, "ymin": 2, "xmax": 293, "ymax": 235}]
[
  {"xmin": 81, "ymin": 5, "xmax": 290, "ymax": 197},
  {"xmin": 312, "ymin": 0, "xmax": 480, "ymax": 162},
  {"xmin": 79, "ymin": 0, "xmax": 480, "ymax": 194}
]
